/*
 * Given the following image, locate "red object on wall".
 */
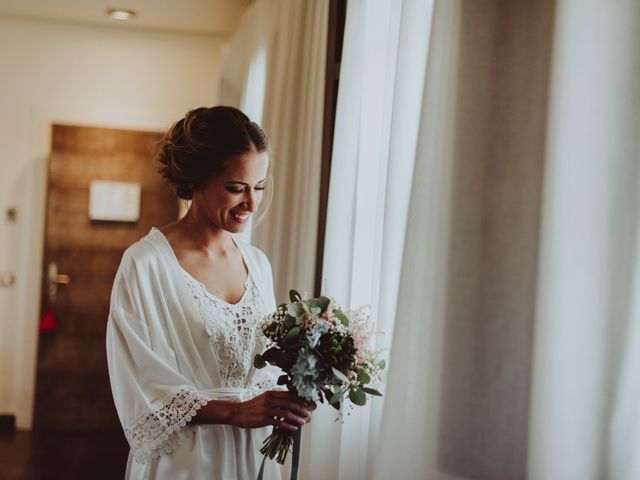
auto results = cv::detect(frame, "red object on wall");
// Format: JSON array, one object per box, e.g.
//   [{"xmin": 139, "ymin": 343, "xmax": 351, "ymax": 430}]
[{"xmin": 39, "ymin": 301, "xmax": 57, "ymax": 332}]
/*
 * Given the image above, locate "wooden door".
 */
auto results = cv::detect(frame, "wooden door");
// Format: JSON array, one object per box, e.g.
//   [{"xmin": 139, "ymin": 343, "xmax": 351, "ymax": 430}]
[{"xmin": 34, "ymin": 124, "xmax": 178, "ymax": 432}]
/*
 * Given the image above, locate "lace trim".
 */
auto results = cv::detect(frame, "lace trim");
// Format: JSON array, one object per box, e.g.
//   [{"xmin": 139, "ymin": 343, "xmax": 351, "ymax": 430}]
[
  {"xmin": 254, "ymin": 369, "xmax": 278, "ymax": 393},
  {"xmin": 183, "ymin": 270, "xmax": 266, "ymax": 390},
  {"xmin": 125, "ymin": 385, "xmax": 208, "ymax": 464}
]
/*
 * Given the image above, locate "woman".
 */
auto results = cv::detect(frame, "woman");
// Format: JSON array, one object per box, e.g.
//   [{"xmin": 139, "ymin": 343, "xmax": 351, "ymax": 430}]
[{"xmin": 106, "ymin": 106, "xmax": 315, "ymax": 479}]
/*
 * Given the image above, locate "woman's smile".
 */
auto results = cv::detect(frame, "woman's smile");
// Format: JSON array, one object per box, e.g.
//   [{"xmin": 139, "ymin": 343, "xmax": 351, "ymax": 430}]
[{"xmin": 230, "ymin": 210, "xmax": 251, "ymax": 223}]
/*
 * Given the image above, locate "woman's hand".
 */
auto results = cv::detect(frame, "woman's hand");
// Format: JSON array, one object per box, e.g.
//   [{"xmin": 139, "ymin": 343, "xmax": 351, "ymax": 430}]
[{"xmin": 232, "ymin": 390, "xmax": 317, "ymax": 432}]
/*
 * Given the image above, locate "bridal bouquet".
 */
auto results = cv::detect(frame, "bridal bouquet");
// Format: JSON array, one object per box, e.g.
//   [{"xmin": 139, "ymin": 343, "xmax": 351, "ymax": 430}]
[{"xmin": 253, "ymin": 289, "xmax": 385, "ymax": 466}]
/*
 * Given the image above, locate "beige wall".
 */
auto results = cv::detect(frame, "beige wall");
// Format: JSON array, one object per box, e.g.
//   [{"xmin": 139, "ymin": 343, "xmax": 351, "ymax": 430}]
[{"xmin": 0, "ymin": 16, "xmax": 226, "ymax": 429}]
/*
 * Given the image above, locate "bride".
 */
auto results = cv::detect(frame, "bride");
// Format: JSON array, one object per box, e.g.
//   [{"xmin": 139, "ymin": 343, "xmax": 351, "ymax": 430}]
[{"xmin": 107, "ymin": 106, "xmax": 315, "ymax": 479}]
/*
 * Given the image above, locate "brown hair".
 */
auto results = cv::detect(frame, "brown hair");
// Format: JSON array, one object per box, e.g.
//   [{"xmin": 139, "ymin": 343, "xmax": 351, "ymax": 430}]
[{"xmin": 157, "ymin": 106, "xmax": 269, "ymax": 200}]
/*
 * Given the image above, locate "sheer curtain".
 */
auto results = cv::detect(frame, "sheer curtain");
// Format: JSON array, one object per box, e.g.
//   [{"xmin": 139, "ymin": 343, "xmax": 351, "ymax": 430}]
[
  {"xmin": 311, "ymin": 0, "xmax": 434, "ymax": 479},
  {"xmin": 219, "ymin": 0, "xmax": 328, "ymax": 292},
  {"xmin": 323, "ymin": 0, "xmax": 640, "ymax": 479},
  {"xmin": 528, "ymin": 1, "xmax": 640, "ymax": 479}
]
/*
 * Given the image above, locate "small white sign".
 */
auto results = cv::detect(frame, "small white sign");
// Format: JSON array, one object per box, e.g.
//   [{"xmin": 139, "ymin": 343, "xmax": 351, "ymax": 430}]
[{"xmin": 89, "ymin": 180, "xmax": 141, "ymax": 222}]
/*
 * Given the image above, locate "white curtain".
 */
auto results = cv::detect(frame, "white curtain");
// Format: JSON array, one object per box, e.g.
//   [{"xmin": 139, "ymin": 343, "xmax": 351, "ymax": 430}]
[
  {"xmin": 312, "ymin": 0, "xmax": 434, "ymax": 479},
  {"xmin": 219, "ymin": 0, "xmax": 329, "ymax": 301},
  {"xmin": 528, "ymin": 1, "xmax": 640, "ymax": 479},
  {"xmin": 321, "ymin": 0, "xmax": 640, "ymax": 479}
]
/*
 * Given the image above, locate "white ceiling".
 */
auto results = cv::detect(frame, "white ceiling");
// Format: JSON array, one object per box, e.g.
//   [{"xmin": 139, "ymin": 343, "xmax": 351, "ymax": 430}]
[{"xmin": 0, "ymin": 0, "xmax": 250, "ymax": 36}]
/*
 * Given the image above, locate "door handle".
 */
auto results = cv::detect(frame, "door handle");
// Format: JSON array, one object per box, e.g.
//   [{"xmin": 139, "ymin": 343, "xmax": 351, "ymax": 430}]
[
  {"xmin": 48, "ymin": 261, "xmax": 71, "ymax": 284},
  {"xmin": 48, "ymin": 262, "xmax": 71, "ymax": 302},
  {"xmin": 52, "ymin": 274, "xmax": 71, "ymax": 285}
]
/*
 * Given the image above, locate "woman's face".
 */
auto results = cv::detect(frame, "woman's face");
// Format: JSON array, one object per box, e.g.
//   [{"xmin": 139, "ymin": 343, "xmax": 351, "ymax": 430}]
[{"xmin": 192, "ymin": 150, "xmax": 270, "ymax": 234}]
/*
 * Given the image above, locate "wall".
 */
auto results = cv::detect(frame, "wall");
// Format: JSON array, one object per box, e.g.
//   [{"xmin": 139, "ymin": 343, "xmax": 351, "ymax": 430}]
[{"xmin": 0, "ymin": 16, "xmax": 225, "ymax": 429}]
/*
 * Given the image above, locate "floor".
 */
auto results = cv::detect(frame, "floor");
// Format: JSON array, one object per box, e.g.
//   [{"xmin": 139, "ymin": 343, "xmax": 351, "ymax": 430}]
[{"xmin": 0, "ymin": 431, "xmax": 129, "ymax": 479}]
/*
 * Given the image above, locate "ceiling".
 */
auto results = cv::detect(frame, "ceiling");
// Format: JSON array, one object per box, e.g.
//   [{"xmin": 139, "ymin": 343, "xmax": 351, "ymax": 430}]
[{"xmin": 0, "ymin": 0, "xmax": 250, "ymax": 36}]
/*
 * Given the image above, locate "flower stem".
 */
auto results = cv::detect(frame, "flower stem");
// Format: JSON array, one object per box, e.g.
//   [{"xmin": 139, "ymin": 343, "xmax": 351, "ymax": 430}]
[{"xmin": 260, "ymin": 427, "xmax": 294, "ymax": 465}]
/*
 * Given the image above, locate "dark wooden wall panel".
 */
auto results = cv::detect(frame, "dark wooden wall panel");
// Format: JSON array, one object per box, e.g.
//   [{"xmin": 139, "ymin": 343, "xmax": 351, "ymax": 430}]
[{"xmin": 34, "ymin": 124, "xmax": 177, "ymax": 432}]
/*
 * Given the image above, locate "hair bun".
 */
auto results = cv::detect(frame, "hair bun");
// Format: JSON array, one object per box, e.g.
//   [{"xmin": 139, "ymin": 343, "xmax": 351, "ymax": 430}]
[{"xmin": 156, "ymin": 106, "xmax": 268, "ymax": 200}]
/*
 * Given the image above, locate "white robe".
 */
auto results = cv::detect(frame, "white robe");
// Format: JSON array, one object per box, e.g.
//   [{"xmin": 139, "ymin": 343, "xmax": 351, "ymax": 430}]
[{"xmin": 106, "ymin": 228, "xmax": 284, "ymax": 480}]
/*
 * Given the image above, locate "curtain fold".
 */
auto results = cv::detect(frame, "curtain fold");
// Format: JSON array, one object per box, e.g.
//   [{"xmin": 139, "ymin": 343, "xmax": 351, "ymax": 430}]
[
  {"xmin": 528, "ymin": 1, "xmax": 640, "ymax": 479},
  {"xmin": 219, "ymin": 0, "xmax": 329, "ymax": 302},
  {"xmin": 316, "ymin": 0, "xmax": 435, "ymax": 479},
  {"xmin": 369, "ymin": 0, "xmax": 458, "ymax": 477},
  {"xmin": 610, "ymin": 217, "xmax": 640, "ymax": 479}
]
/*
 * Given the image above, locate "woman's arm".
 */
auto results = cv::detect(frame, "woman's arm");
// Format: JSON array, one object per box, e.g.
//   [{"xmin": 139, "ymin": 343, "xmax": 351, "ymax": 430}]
[{"xmin": 192, "ymin": 390, "xmax": 315, "ymax": 432}]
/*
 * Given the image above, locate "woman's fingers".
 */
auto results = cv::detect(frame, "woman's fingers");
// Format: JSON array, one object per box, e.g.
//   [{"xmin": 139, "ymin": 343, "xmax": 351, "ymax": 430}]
[
  {"xmin": 274, "ymin": 418, "xmax": 298, "ymax": 431},
  {"xmin": 268, "ymin": 391, "xmax": 313, "ymax": 407},
  {"xmin": 268, "ymin": 398, "xmax": 313, "ymax": 419},
  {"xmin": 245, "ymin": 391, "xmax": 315, "ymax": 431},
  {"xmin": 268, "ymin": 412, "xmax": 300, "ymax": 431},
  {"xmin": 234, "ymin": 391, "xmax": 317, "ymax": 430},
  {"xmin": 270, "ymin": 407, "xmax": 309, "ymax": 426},
  {"xmin": 266, "ymin": 392, "xmax": 312, "ymax": 409},
  {"xmin": 266, "ymin": 391, "xmax": 295, "ymax": 400}
]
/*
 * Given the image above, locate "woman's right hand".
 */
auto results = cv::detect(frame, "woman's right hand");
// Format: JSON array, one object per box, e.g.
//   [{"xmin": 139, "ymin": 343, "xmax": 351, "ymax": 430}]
[{"xmin": 232, "ymin": 390, "xmax": 316, "ymax": 432}]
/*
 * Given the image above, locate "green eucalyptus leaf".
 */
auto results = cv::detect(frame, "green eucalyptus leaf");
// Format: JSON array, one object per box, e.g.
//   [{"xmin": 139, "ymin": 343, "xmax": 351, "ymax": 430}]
[
  {"xmin": 349, "ymin": 388, "xmax": 367, "ymax": 406},
  {"xmin": 286, "ymin": 326, "xmax": 301, "ymax": 340},
  {"xmin": 253, "ymin": 354, "xmax": 266, "ymax": 369},
  {"xmin": 377, "ymin": 359, "xmax": 386, "ymax": 370},
  {"xmin": 289, "ymin": 289, "xmax": 302, "ymax": 303},
  {"xmin": 332, "ymin": 367, "xmax": 350, "ymax": 384},
  {"xmin": 287, "ymin": 303, "xmax": 304, "ymax": 319},
  {"xmin": 329, "ymin": 388, "xmax": 344, "ymax": 405},
  {"xmin": 305, "ymin": 297, "xmax": 330, "ymax": 314},
  {"xmin": 316, "ymin": 296, "xmax": 331, "ymax": 312},
  {"xmin": 310, "ymin": 306, "xmax": 321, "ymax": 315},
  {"xmin": 357, "ymin": 369, "xmax": 371, "ymax": 385},
  {"xmin": 362, "ymin": 387, "xmax": 383, "ymax": 396},
  {"xmin": 303, "ymin": 299, "xmax": 317, "ymax": 313},
  {"xmin": 334, "ymin": 309, "xmax": 349, "ymax": 326}
]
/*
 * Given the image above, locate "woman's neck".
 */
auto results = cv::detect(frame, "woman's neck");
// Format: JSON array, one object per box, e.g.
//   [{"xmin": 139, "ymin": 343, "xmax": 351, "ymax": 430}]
[{"xmin": 162, "ymin": 207, "xmax": 235, "ymax": 258}]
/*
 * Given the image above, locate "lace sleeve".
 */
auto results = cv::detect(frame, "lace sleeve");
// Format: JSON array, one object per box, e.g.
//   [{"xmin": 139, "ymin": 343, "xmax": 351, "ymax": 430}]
[{"xmin": 124, "ymin": 385, "xmax": 208, "ymax": 464}]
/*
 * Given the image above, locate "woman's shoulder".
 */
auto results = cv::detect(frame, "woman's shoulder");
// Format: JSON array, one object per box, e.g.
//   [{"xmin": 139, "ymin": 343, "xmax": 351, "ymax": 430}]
[
  {"xmin": 119, "ymin": 228, "xmax": 168, "ymax": 271},
  {"xmin": 110, "ymin": 230, "xmax": 166, "ymax": 309}
]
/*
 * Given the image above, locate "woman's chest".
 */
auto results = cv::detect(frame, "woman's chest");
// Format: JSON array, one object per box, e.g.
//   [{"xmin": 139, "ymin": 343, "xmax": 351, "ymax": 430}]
[
  {"xmin": 182, "ymin": 269, "xmax": 267, "ymax": 387},
  {"xmin": 178, "ymin": 250, "xmax": 249, "ymax": 305}
]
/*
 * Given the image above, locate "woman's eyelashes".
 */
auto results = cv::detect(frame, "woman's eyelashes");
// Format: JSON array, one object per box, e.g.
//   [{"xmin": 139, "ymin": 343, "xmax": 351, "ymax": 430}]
[{"xmin": 225, "ymin": 185, "xmax": 266, "ymax": 194}]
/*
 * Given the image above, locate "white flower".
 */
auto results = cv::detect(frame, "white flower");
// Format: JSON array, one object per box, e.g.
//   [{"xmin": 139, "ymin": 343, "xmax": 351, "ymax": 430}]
[
  {"xmin": 305, "ymin": 320, "xmax": 330, "ymax": 348},
  {"xmin": 291, "ymin": 347, "xmax": 321, "ymax": 402}
]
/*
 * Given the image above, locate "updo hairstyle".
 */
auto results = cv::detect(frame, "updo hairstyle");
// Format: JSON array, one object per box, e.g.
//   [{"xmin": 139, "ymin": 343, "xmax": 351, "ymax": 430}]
[{"xmin": 157, "ymin": 106, "xmax": 268, "ymax": 200}]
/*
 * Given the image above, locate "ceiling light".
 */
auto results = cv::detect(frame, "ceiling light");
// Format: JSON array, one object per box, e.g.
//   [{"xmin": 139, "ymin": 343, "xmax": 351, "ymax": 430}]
[{"xmin": 106, "ymin": 8, "xmax": 136, "ymax": 21}]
